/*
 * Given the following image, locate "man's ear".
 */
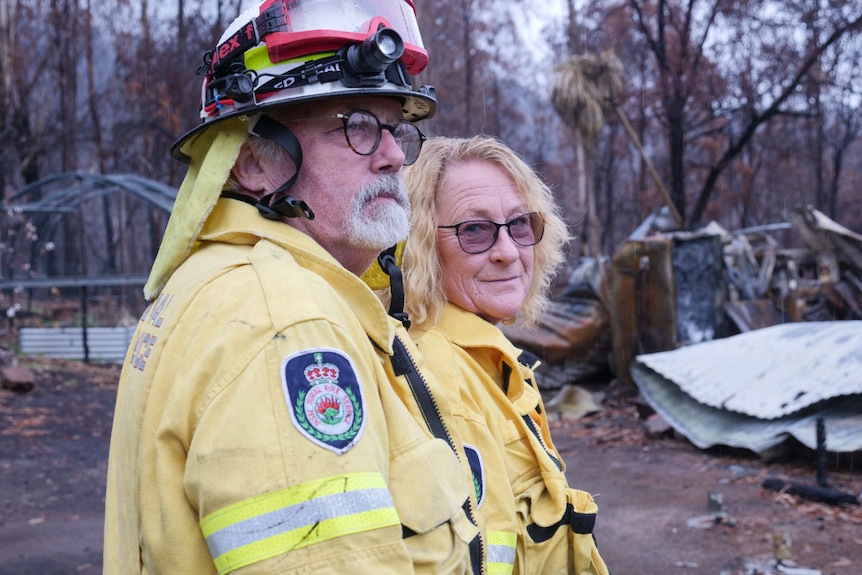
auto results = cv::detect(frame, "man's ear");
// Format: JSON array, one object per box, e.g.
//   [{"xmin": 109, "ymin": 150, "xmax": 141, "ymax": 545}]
[{"xmin": 231, "ymin": 142, "xmax": 270, "ymax": 199}]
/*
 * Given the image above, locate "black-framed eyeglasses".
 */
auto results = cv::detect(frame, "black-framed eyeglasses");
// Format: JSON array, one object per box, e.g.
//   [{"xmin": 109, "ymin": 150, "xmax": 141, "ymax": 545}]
[
  {"xmin": 437, "ymin": 212, "xmax": 545, "ymax": 254},
  {"xmin": 335, "ymin": 110, "xmax": 426, "ymax": 165}
]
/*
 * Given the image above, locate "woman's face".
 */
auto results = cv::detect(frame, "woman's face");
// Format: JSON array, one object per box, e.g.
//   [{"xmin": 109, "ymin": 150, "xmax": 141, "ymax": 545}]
[{"xmin": 435, "ymin": 159, "xmax": 535, "ymax": 324}]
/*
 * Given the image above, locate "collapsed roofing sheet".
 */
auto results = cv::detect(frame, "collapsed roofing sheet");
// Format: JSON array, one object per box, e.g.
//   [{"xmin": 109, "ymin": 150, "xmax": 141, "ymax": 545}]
[
  {"xmin": 632, "ymin": 362, "xmax": 862, "ymax": 454},
  {"xmin": 635, "ymin": 321, "xmax": 861, "ymax": 419},
  {"xmin": 631, "ymin": 321, "xmax": 862, "ymax": 455}
]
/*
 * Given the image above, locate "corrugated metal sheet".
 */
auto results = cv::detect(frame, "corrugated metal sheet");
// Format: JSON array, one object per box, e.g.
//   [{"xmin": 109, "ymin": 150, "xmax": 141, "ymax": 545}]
[
  {"xmin": 19, "ymin": 326, "xmax": 135, "ymax": 364},
  {"xmin": 634, "ymin": 321, "xmax": 862, "ymax": 420},
  {"xmin": 631, "ymin": 361, "xmax": 862, "ymax": 454},
  {"xmin": 631, "ymin": 321, "xmax": 862, "ymax": 455}
]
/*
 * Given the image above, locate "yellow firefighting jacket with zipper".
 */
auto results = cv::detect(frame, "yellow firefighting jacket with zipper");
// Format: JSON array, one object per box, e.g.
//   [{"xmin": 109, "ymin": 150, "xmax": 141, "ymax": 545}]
[
  {"xmin": 413, "ymin": 303, "xmax": 610, "ymax": 575},
  {"xmin": 103, "ymin": 199, "xmax": 478, "ymax": 575}
]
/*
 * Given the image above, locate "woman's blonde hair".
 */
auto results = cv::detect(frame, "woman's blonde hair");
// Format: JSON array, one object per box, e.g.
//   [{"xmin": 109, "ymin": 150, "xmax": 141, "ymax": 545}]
[{"xmin": 402, "ymin": 135, "xmax": 569, "ymax": 330}]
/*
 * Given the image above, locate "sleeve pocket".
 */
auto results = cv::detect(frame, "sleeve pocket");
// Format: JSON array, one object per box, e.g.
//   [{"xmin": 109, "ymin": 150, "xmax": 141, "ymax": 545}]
[{"xmin": 388, "ymin": 438, "xmax": 472, "ymax": 534}]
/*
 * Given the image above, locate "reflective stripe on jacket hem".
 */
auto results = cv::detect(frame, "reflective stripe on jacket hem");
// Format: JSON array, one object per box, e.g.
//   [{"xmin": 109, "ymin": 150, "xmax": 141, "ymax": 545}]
[
  {"xmin": 487, "ymin": 530, "xmax": 516, "ymax": 575},
  {"xmin": 200, "ymin": 471, "xmax": 399, "ymax": 574}
]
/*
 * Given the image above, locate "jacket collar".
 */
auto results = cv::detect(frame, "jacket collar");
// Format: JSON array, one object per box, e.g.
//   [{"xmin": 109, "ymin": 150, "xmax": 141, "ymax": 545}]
[
  {"xmin": 198, "ymin": 198, "xmax": 396, "ymax": 353},
  {"xmin": 436, "ymin": 302, "xmax": 515, "ymax": 353}
]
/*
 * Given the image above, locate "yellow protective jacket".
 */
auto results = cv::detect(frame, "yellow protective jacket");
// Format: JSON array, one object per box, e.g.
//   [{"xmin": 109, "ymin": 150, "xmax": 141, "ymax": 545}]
[
  {"xmin": 413, "ymin": 303, "xmax": 610, "ymax": 575},
  {"xmin": 104, "ymin": 199, "xmax": 478, "ymax": 575}
]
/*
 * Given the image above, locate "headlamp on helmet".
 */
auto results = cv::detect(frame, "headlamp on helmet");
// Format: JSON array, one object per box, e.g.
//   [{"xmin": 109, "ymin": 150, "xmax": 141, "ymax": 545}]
[{"xmin": 344, "ymin": 27, "xmax": 404, "ymax": 78}]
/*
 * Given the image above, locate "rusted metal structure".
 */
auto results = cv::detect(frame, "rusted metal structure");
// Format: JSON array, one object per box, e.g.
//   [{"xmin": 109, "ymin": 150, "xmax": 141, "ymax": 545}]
[{"xmin": 609, "ymin": 231, "xmax": 726, "ymax": 386}]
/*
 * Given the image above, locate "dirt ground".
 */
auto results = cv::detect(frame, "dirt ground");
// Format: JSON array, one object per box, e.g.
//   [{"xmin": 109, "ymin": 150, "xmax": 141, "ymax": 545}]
[{"xmin": 0, "ymin": 356, "xmax": 860, "ymax": 575}]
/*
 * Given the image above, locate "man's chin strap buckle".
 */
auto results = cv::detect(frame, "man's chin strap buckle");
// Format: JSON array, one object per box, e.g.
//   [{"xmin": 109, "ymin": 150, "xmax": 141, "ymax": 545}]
[
  {"xmin": 256, "ymin": 195, "xmax": 314, "ymax": 220},
  {"xmin": 377, "ymin": 246, "xmax": 410, "ymax": 330}
]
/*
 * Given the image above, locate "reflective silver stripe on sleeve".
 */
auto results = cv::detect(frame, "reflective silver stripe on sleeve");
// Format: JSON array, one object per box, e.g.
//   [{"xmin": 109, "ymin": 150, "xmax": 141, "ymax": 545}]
[{"xmin": 200, "ymin": 472, "xmax": 400, "ymax": 574}]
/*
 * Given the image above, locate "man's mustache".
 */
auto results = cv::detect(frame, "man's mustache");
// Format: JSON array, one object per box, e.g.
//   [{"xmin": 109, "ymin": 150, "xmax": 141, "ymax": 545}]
[{"xmin": 357, "ymin": 175, "xmax": 409, "ymax": 207}]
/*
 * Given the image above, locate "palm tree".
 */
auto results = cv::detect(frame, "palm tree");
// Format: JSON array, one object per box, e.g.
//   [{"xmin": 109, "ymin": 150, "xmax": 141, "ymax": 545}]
[{"xmin": 552, "ymin": 50, "xmax": 682, "ymax": 256}]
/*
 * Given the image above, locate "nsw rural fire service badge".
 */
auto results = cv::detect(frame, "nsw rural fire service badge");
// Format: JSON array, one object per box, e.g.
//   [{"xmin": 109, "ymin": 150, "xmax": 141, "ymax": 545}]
[{"xmin": 281, "ymin": 349, "xmax": 366, "ymax": 454}]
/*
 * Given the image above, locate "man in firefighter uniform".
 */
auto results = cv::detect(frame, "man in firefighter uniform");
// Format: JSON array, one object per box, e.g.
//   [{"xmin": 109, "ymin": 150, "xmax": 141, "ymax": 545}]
[{"xmin": 103, "ymin": 1, "xmax": 481, "ymax": 573}]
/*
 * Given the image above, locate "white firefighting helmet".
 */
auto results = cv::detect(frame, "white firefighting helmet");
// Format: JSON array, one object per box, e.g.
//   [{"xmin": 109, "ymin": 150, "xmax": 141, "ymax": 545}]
[{"xmin": 172, "ymin": 0, "xmax": 437, "ymax": 161}]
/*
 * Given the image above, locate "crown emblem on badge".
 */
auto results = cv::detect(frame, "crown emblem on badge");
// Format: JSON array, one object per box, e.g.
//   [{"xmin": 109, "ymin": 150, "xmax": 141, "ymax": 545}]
[{"xmin": 304, "ymin": 352, "xmax": 340, "ymax": 384}]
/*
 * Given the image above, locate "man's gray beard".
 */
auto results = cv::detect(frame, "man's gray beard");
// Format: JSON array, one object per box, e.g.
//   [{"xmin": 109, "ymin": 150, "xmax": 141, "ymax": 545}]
[{"xmin": 346, "ymin": 175, "xmax": 411, "ymax": 250}]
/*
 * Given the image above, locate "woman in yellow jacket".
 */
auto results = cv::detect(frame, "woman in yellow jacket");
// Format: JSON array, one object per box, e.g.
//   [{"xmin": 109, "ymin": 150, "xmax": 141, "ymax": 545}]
[{"xmin": 396, "ymin": 135, "xmax": 610, "ymax": 575}]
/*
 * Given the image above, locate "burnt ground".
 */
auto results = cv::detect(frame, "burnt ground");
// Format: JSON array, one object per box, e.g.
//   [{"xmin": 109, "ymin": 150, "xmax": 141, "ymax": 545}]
[
  {"xmin": 0, "ymin": 357, "xmax": 117, "ymax": 574},
  {"xmin": 0, "ymin": 356, "xmax": 860, "ymax": 575},
  {"xmin": 554, "ymin": 397, "xmax": 862, "ymax": 575}
]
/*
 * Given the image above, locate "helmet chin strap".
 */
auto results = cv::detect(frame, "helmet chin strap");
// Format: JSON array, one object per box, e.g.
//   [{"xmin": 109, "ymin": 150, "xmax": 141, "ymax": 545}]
[
  {"xmin": 376, "ymin": 245, "xmax": 410, "ymax": 330},
  {"xmin": 250, "ymin": 114, "xmax": 315, "ymax": 221}
]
